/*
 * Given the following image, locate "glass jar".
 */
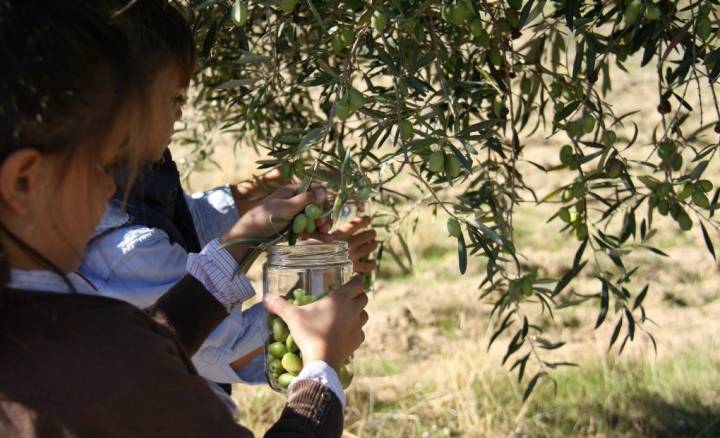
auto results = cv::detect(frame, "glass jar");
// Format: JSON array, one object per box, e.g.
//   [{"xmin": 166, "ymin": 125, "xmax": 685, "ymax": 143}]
[{"xmin": 263, "ymin": 241, "xmax": 354, "ymax": 392}]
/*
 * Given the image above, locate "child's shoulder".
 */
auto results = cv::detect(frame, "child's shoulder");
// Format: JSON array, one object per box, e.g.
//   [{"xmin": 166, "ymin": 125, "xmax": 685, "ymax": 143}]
[{"xmin": 89, "ymin": 201, "xmax": 173, "ymax": 255}]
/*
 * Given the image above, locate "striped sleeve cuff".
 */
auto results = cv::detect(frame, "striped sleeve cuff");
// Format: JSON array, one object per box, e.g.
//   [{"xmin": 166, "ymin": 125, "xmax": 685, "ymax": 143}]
[
  {"xmin": 290, "ymin": 360, "xmax": 346, "ymax": 408},
  {"xmin": 186, "ymin": 238, "xmax": 255, "ymax": 312}
]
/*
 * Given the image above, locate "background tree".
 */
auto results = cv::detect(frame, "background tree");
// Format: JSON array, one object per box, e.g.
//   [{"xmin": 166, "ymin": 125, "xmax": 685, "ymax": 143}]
[{"xmin": 177, "ymin": 0, "xmax": 720, "ymax": 398}]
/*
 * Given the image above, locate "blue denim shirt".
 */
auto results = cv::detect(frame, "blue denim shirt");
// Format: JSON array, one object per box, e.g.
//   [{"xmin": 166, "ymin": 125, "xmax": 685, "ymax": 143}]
[{"xmin": 77, "ymin": 185, "xmax": 268, "ymax": 387}]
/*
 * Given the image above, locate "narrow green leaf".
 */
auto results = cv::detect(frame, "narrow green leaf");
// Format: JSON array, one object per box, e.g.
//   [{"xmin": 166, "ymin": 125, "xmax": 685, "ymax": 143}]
[
  {"xmin": 594, "ymin": 279, "xmax": 609, "ymax": 329},
  {"xmin": 700, "ymin": 221, "xmax": 716, "ymax": 259},
  {"xmin": 457, "ymin": 234, "xmax": 467, "ymax": 275}
]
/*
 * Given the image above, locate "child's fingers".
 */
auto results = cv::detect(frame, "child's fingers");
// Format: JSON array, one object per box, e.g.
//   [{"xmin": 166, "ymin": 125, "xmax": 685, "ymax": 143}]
[
  {"xmin": 346, "ymin": 229, "xmax": 377, "ymax": 250},
  {"xmin": 353, "ymin": 260, "xmax": 377, "ymax": 273},
  {"xmin": 335, "ymin": 275, "xmax": 364, "ymax": 299},
  {"xmin": 351, "ymin": 240, "xmax": 379, "ymax": 258},
  {"xmin": 301, "ymin": 231, "xmax": 336, "ymax": 242},
  {"xmin": 263, "ymin": 294, "xmax": 296, "ymax": 323},
  {"xmin": 274, "ymin": 187, "xmax": 326, "ymax": 217},
  {"xmin": 334, "ymin": 216, "xmax": 371, "ymax": 239}
]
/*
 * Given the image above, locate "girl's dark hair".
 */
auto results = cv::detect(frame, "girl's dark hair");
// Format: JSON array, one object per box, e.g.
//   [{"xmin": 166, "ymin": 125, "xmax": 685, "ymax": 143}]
[
  {"xmin": 0, "ymin": 0, "xmax": 144, "ymax": 289},
  {"xmin": 111, "ymin": 0, "xmax": 197, "ymax": 86}
]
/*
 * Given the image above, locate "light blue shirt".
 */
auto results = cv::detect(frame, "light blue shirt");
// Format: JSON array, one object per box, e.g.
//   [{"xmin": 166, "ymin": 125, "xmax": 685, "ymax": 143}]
[{"xmin": 77, "ymin": 185, "xmax": 267, "ymax": 385}]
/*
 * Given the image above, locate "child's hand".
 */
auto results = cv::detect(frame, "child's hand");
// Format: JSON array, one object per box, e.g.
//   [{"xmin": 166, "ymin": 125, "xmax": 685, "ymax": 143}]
[
  {"xmin": 221, "ymin": 184, "xmax": 329, "ymax": 243},
  {"xmin": 264, "ymin": 276, "xmax": 369, "ymax": 373},
  {"xmin": 333, "ymin": 217, "xmax": 378, "ymax": 273}
]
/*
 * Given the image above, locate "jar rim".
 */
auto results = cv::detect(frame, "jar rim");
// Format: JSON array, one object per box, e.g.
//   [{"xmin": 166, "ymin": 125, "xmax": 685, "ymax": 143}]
[
  {"xmin": 268, "ymin": 240, "xmax": 348, "ymax": 255},
  {"xmin": 267, "ymin": 241, "xmax": 349, "ymax": 266}
]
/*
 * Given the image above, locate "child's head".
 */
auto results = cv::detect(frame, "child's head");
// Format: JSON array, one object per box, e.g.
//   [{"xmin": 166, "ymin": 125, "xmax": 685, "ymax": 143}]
[
  {"xmin": 111, "ymin": 0, "xmax": 197, "ymax": 164},
  {"xmin": 0, "ymin": 0, "xmax": 143, "ymax": 274}
]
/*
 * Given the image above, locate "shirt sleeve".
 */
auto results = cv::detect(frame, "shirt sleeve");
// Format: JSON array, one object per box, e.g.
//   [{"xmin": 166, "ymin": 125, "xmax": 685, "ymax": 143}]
[
  {"xmin": 192, "ymin": 302, "xmax": 269, "ymax": 384},
  {"xmin": 185, "ymin": 185, "xmax": 240, "ymax": 247},
  {"xmin": 290, "ymin": 361, "xmax": 346, "ymax": 408},
  {"xmin": 78, "ymin": 227, "xmax": 259, "ymax": 382}
]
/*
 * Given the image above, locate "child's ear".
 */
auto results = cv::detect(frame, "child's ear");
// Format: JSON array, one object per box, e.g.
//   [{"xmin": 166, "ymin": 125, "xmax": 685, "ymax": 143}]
[{"xmin": 0, "ymin": 149, "xmax": 44, "ymax": 216}]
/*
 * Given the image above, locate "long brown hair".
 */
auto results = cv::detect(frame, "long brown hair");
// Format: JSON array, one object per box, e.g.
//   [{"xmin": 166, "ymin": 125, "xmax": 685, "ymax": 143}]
[{"xmin": 0, "ymin": 0, "xmax": 145, "ymax": 291}]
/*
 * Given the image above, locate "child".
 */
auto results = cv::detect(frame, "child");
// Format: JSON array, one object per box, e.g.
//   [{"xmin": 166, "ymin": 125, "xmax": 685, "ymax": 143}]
[
  {"xmin": 75, "ymin": 0, "xmax": 378, "ymax": 416},
  {"xmin": 0, "ymin": 1, "xmax": 368, "ymax": 436}
]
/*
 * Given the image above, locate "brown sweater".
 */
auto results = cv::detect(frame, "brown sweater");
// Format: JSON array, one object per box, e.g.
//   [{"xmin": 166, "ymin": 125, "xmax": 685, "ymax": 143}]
[{"xmin": 0, "ymin": 276, "xmax": 343, "ymax": 437}]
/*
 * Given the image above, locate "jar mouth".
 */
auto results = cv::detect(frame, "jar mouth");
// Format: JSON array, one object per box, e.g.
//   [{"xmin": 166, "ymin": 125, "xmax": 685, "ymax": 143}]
[{"xmin": 267, "ymin": 241, "xmax": 349, "ymax": 266}]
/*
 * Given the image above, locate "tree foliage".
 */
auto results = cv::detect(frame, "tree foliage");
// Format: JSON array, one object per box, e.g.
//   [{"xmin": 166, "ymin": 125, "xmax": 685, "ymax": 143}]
[{"xmin": 178, "ymin": 0, "xmax": 720, "ymax": 397}]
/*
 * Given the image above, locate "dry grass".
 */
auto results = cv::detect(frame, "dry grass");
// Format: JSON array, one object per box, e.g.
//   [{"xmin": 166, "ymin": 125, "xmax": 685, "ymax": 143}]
[{"xmin": 176, "ymin": 52, "xmax": 720, "ymax": 437}]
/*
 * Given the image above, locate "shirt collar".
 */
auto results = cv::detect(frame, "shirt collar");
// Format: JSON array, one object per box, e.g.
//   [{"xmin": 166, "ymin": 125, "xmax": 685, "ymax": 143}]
[
  {"xmin": 93, "ymin": 200, "xmax": 130, "ymax": 238},
  {"xmin": 7, "ymin": 269, "xmax": 97, "ymax": 294}
]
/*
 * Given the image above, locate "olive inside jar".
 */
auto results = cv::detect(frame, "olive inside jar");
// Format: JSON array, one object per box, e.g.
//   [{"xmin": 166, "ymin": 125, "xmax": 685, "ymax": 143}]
[{"xmin": 263, "ymin": 241, "xmax": 354, "ymax": 392}]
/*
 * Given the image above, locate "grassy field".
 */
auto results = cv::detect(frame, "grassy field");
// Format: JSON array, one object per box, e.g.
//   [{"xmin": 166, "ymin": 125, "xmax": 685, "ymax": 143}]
[{"xmin": 178, "ymin": 53, "xmax": 720, "ymax": 437}]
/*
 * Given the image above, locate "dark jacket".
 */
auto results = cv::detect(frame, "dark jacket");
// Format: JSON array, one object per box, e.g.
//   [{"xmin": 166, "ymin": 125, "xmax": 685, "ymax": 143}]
[{"xmin": 0, "ymin": 276, "xmax": 342, "ymax": 437}]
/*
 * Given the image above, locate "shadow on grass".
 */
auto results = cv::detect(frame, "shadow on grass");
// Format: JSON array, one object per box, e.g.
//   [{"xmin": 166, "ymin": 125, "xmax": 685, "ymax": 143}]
[
  {"xmin": 536, "ymin": 390, "xmax": 720, "ymax": 437},
  {"xmin": 609, "ymin": 392, "xmax": 720, "ymax": 438}
]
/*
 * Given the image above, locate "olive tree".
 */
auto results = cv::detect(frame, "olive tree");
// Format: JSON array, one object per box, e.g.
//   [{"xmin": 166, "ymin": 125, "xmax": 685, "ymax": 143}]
[{"xmin": 177, "ymin": 0, "xmax": 720, "ymax": 398}]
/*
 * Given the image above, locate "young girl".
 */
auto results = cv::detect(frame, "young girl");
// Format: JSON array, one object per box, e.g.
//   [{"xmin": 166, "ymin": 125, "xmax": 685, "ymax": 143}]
[
  {"xmin": 75, "ymin": 0, "xmax": 378, "ymax": 416},
  {"xmin": 0, "ymin": 1, "xmax": 367, "ymax": 436}
]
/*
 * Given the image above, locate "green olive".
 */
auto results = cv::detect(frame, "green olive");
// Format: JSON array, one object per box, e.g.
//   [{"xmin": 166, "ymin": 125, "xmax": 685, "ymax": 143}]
[
  {"xmin": 293, "ymin": 289, "xmax": 305, "ymax": 300},
  {"xmin": 348, "ymin": 88, "xmax": 365, "ymax": 111},
  {"xmin": 580, "ymin": 115, "xmax": 595, "ymax": 134},
  {"xmin": 657, "ymin": 199, "xmax": 669, "ymax": 216},
  {"xmin": 269, "ymin": 341, "xmax": 288, "ymax": 358},
  {"xmin": 658, "ymin": 141, "xmax": 676, "ymax": 160},
  {"xmin": 305, "ymin": 219, "xmax": 317, "ymax": 233},
  {"xmin": 575, "ymin": 223, "xmax": 588, "ymax": 240},
  {"xmin": 697, "ymin": 14, "xmax": 711, "ymax": 40},
  {"xmin": 447, "ymin": 218, "xmax": 462, "ymax": 237},
  {"xmin": 269, "ymin": 358, "xmax": 284, "ymax": 374},
  {"xmin": 698, "ymin": 180, "xmax": 713, "ymax": 193},
  {"xmin": 279, "ymin": 0, "xmax": 297, "ymax": 14},
  {"xmin": 292, "ymin": 213, "xmax": 309, "ymax": 235},
  {"xmin": 521, "ymin": 77, "xmax": 532, "ymax": 95},
  {"xmin": 558, "ymin": 207, "xmax": 571, "ymax": 223},
  {"xmin": 445, "ymin": 154, "xmax": 463, "ymax": 178},
  {"xmin": 267, "ymin": 314, "xmax": 279, "ymax": 332},
  {"xmin": 507, "ymin": 0, "xmax": 522, "ymax": 11},
  {"xmin": 400, "ymin": 120, "xmax": 414, "ymax": 141},
  {"xmin": 277, "ymin": 372, "xmax": 297, "ymax": 388},
  {"xmin": 272, "ymin": 317, "xmax": 290, "ymax": 342},
  {"xmin": 559, "ymin": 145, "xmax": 574, "ymax": 166},
  {"xmin": 428, "ymin": 151, "xmax": 445, "ymax": 173},
  {"xmin": 492, "ymin": 99, "xmax": 507, "ymax": 118},
  {"xmin": 676, "ymin": 211, "xmax": 693, "ymax": 231},
  {"xmin": 293, "ymin": 160, "xmax": 306, "ymax": 177},
  {"xmin": 605, "ymin": 159, "xmax": 624, "ymax": 179},
  {"xmin": 549, "ymin": 81, "xmax": 562, "ymax": 98},
  {"xmin": 372, "ymin": 11, "xmax": 388, "ymax": 33},
  {"xmin": 339, "ymin": 27, "xmax": 355, "ymax": 46},
  {"xmin": 279, "ymin": 161, "xmax": 293, "ymax": 180},
  {"xmin": 488, "ymin": 48, "xmax": 503, "ymax": 66},
  {"xmin": 624, "ymin": 0, "xmax": 641, "ymax": 26},
  {"xmin": 286, "ymin": 334, "xmax": 299, "ymax": 353},
  {"xmin": 671, "ymin": 153, "xmax": 683, "ymax": 171},
  {"xmin": 301, "ymin": 294, "xmax": 314, "ymax": 305},
  {"xmin": 603, "ymin": 130, "xmax": 617, "ymax": 145},
  {"xmin": 336, "ymin": 99, "xmax": 351, "ymax": 121},
  {"xmin": 692, "ymin": 190, "xmax": 710, "ymax": 209},
  {"xmin": 470, "ymin": 19, "xmax": 483, "ymax": 38},
  {"xmin": 282, "ymin": 352, "xmax": 303, "ymax": 374},
  {"xmin": 232, "ymin": 0, "xmax": 249, "ymax": 27},
  {"xmin": 644, "ymin": 4, "xmax": 660, "ymax": 21},
  {"xmin": 305, "ymin": 203, "xmax": 323, "ymax": 220}
]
